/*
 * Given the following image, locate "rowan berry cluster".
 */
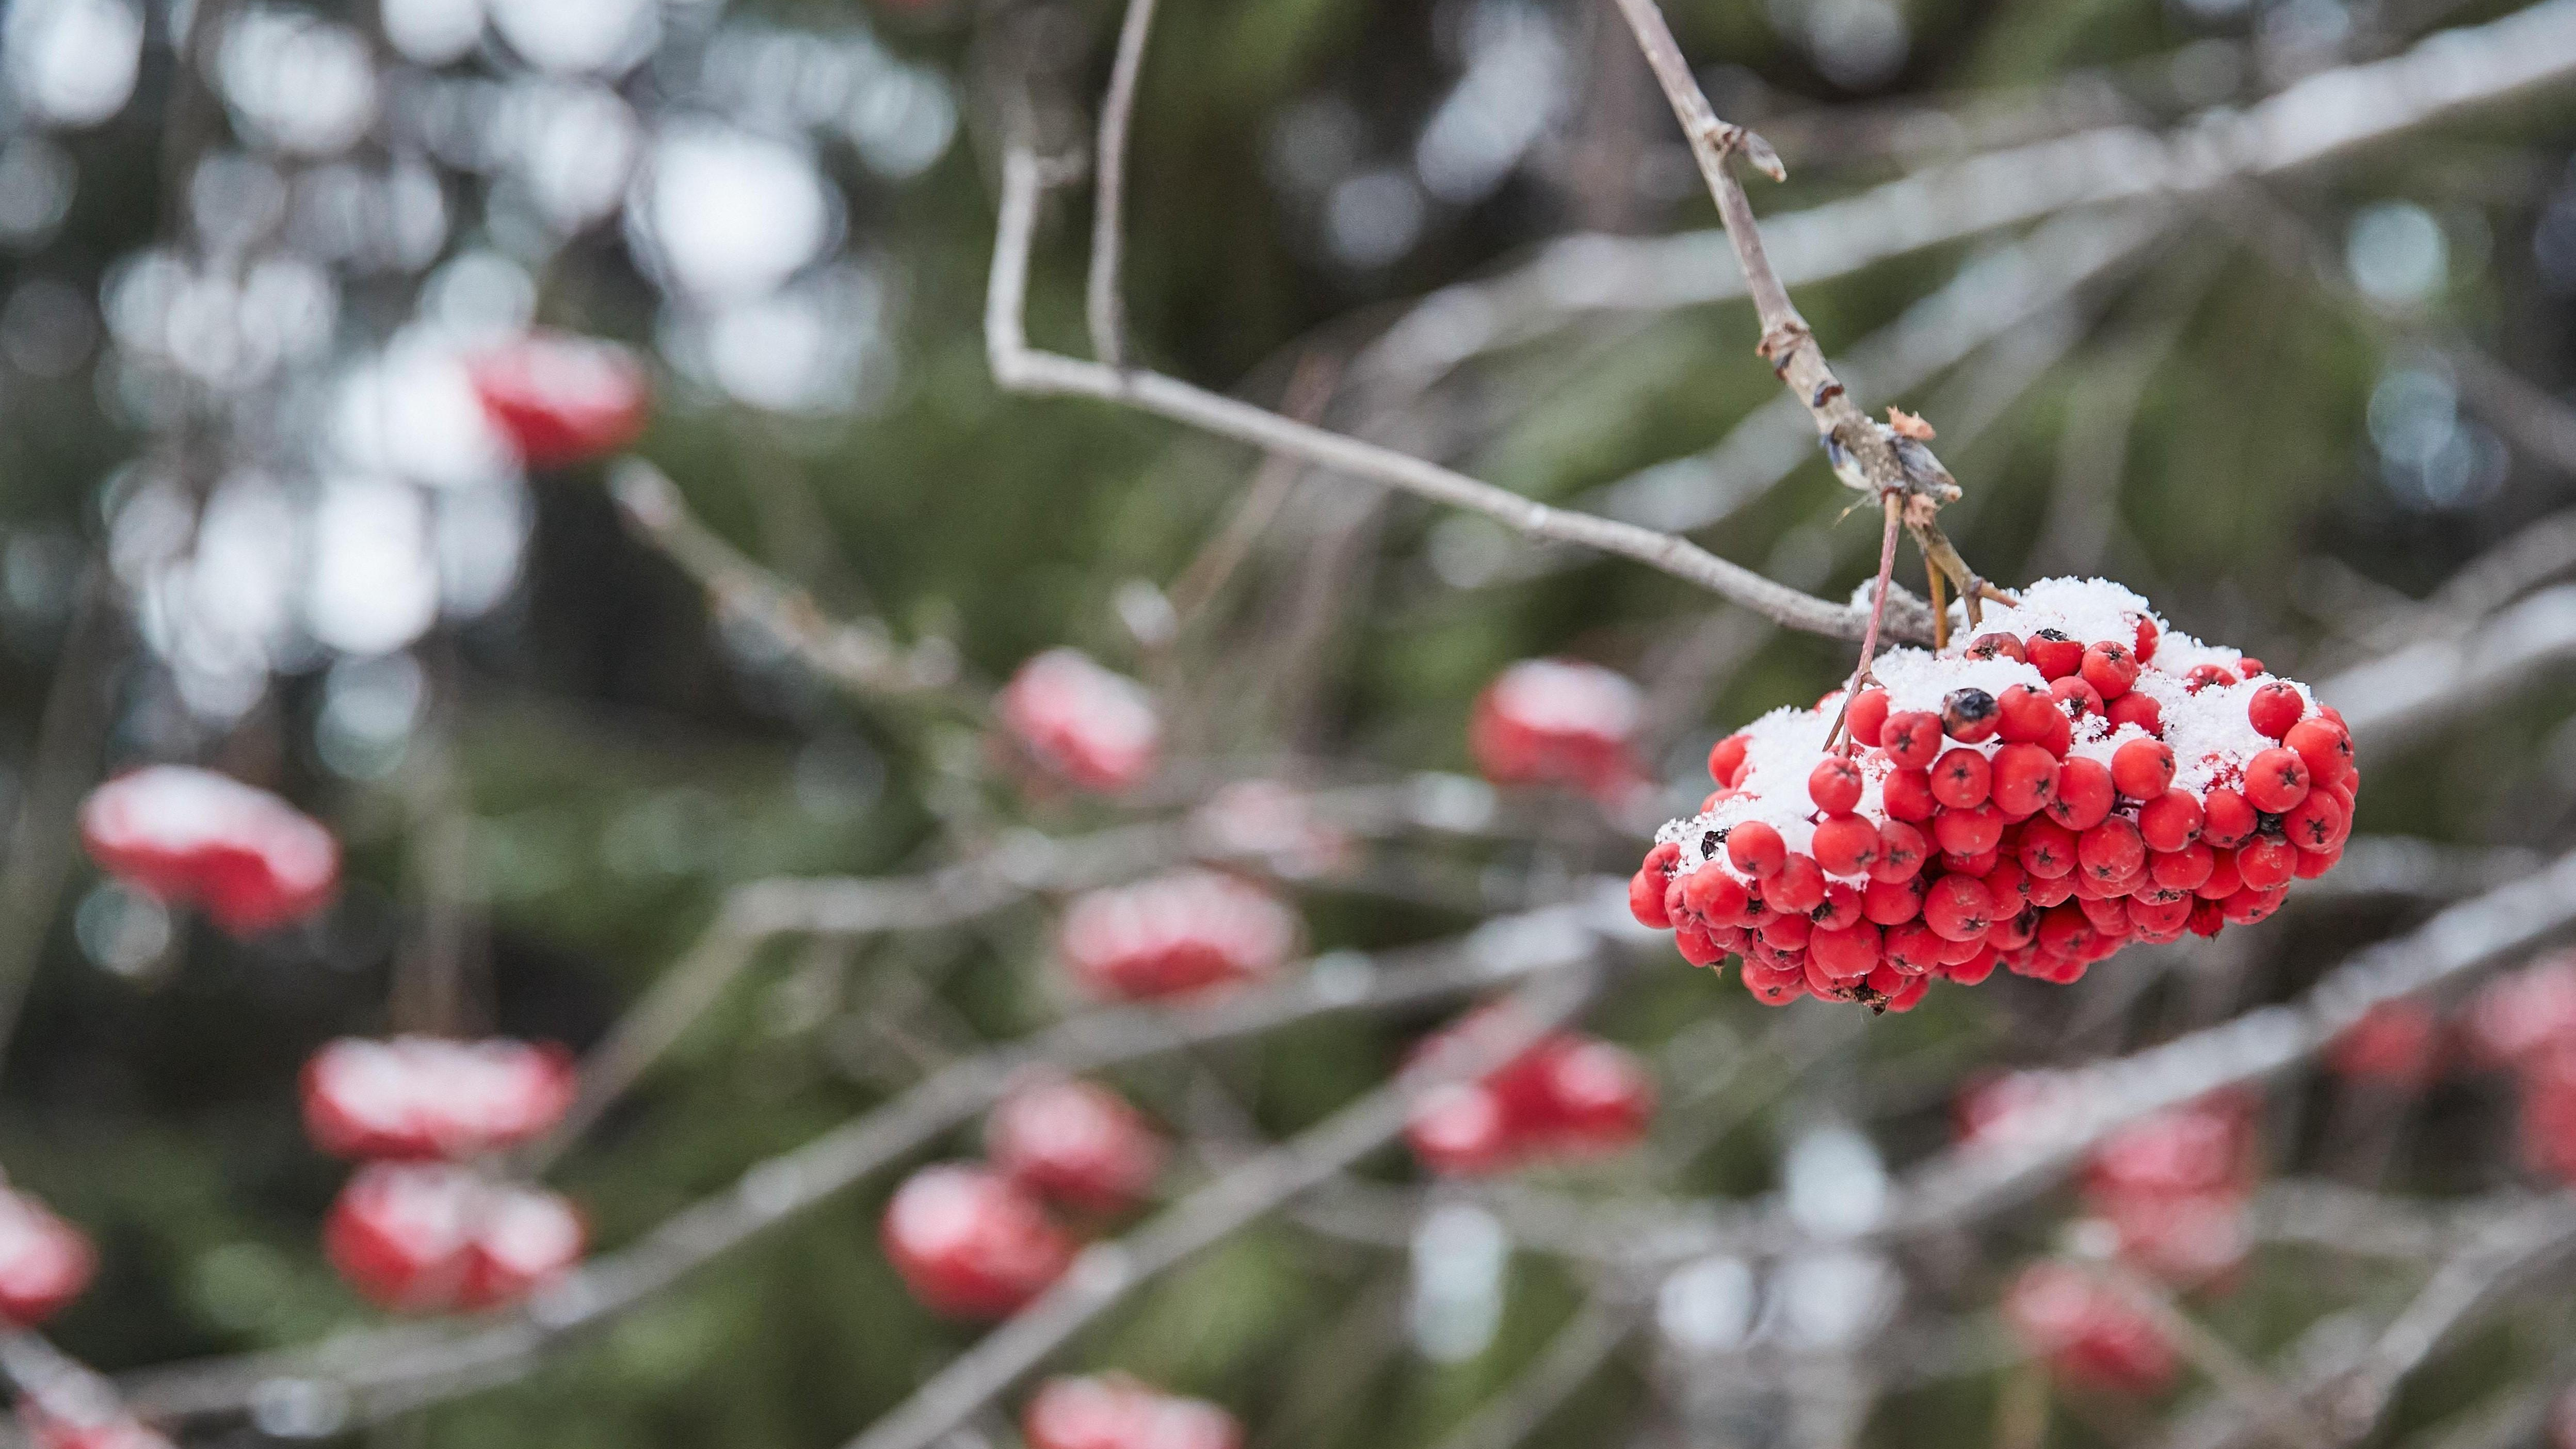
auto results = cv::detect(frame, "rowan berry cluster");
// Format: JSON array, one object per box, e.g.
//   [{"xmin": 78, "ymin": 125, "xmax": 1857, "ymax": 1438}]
[
  {"xmin": 462, "ymin": 330, "xmax": 652, "ymax": 470},
  {"xmin": 2080, "ymin": 1092, "xmax": 2259, "ymax": 1285},
  {"xmin": 0, "ymin": 1188, "xmax": 97, "ymax": 1330},
  {"xmin": 882, "ymin": 1077, "xmax": 1164, "ymax": 1319},
  {"xmin": 1468, "ymin": 658, "xmax": 1646, "ymax": 802},
  {"xmin": 1022, "ymin": 1374, "xmax": 1241, "ymax": 1449},
  {"xmin": 2324, "ymin": 1000, "xmax": 2443, "ymax": 1089},
  {"xmin": 300, "ymin": 1037, "xmax": 585, "ymax": 1312},
  {"xmin": 1058, "ymin": 871, "xmax": 1299, "ymax": 1001},
  {"xmin": 2466, "ymin": 956, "xmax": 2576, "ymax": 1183},
  {"xmin": 1626, "ymin": 580, "xmax": 2361, "ymax": 1010},
  {"xmin": 78, "ymin": 766, "xmax": 340, "ymax": 937},
  {"xmin": 1404, "ymin": 1009, "xmax": 1655, "ymax": 1176},
  {"xmin": 999, "ymin": 649, "xmax": 1164, "ymax": 795}
]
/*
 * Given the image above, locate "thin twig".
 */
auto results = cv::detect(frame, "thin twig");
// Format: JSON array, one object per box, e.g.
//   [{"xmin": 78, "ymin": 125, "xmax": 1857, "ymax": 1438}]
[
  {"xmin": 1426, "ymin": 1289, "xmax": 1643, "ymax": 1449},
  {"xmin": 1086, "ymin": 0, "xmax": 1158, "ymax": 368},
  {"xmin": 985, "ymin": 140, "xmax": 1921, "ymax": 644},
  {"xmin": 1163, "ymin": 351, "xmax": 1344, "ymax": 625}
]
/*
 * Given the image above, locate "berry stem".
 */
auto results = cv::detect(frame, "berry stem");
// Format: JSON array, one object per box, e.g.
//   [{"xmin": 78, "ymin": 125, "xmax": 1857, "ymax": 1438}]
[
  {"xmin": 1824, "ymin": 492, "xmax": 1906, "ymax": 753},
  {"xmin": 1927, "ymin": 558, "xmax": 1950, "ymax": 653}
]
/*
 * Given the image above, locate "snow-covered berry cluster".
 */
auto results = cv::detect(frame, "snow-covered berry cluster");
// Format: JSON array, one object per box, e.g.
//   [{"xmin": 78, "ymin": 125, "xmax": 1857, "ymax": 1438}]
[
  {"xmin": 2325, "ymin": 1000, "xmax": 2443, "ymax": 1089},
  {"xmin": 999, "ymin": 649, "xmax": 1164, "ymax": 795},
  {"xmin": 882, "ymin": 1077, "xmax": 1164, "ymax": 1319},
  {"xmin": 300, "ymin": 1036, "xmax": 584, "ymax": 1312},
  {"xmin": 1058, "ymin": 871, "xmax": 1299, "ymax": 1001},
  {"xmin": 1404, "ymin": 1008, "xmax": 1655, "ymax": 1176},
  {"xmin": 1628, "ymin": 580, "xmax": 2361, "ymax": 1010},
  {"xmin": 1469, "ymin": 658, "xmax": 1645, "ymax": 802},
  {"xmin": 78, "ymin": 766, "xmax": 339, "ymax": 937},
  {"xmin": 1022, "ymin": 1374, "xmax": 1241, "ymax": 1449},
  {"xmin": 2080, "ymin": 1092, "xmax": 2260, "ymax": 1285},
  {"xmin": 325, "ymin": 1164, "xmax": 586, "ymax": 1313},
  {"xmin": 462, "ymin": 330, "xmax": 651, "ymax": 470}
]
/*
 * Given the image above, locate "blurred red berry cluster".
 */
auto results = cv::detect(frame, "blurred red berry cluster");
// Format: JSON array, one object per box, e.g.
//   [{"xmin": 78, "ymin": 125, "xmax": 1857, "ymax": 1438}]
[
  {"xmin": 77, "ymin": 766, "xmax": 339, "ymax": 937},
  {"xmin": 1405, "ymin": 1009, "xmax": 1655, "ymax": 1176},
  {"xmin": 1057, "ymin": 871, "xmax": 1298, "ymax": 1001},
  {"xmin": 1468, "ymin": 658, "xmax": 1646, "ymax": 803},
  {"xmin": 1022, "ymin": 1373, "xmax": 1240, "ymax": 1449},
  {"xmin": 883, "ymin": 1077, "xmax": 1164, "ymax": 1318}
]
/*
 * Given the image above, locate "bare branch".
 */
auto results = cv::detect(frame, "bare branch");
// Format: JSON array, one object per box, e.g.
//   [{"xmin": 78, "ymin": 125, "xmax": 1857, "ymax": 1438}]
[
  {"xmin": 2323, "ymin": 585, "xmax": 2576, "ymax": 753},
  {"xmin": 986, "ymin": 141, "xmax": 1917, "ymax": 643},
  {"xmin": 1086, "ymin": 0, "xmax": 1158, "ymax": 368},
  {"xmin": 610, "ymin": 460, "xmax": 971, "ymax": 709}
]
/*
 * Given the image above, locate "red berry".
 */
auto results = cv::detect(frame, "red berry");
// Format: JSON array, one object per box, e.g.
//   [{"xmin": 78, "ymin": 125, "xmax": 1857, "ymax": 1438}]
[
  {"xmin": 2242, "ymin": 680, "xmax": 2303, "ymax": 739},
  {"xmin": 1471, "ymin": 661, "xmax": 1646, "ymax": 798},
  {"xmin": 1742, "ymin": 963, "xmax": 1805, "ymax": 1005},
  {"xmin": 1707, "ymin": 734, "xmax": 1750, "ymax": 787},
  {"xmin": 2130, "ymin": 613, "xmax": 2160, "ymax": 664},
  {"xmin": 0, "ymin": 1191, "xmax": 94, "ymax": 1327},
  {"xmin": 1001, "ymin": 651, "xmax": 1164, "ymax": 794},
  {"xmin": 1847, "ymin": 689, "xmax": 1891, "ymax": 748},
  {"xmin": 1405, "ymin": 1083, "xmax": 1516, "ymax": 1175},
  {"xmin": 1871, "ymin": 821, "xmax": 1928, "ymax": 882},
  {"xmin": 2110, "ymin": 739, "xmax": 2175, "ymax": 801},
  {"xmin": 2080, "ymin": 642, "xmax": 2138, "ymax": 700},
  {"xmin": 988, "ymin": 1078, "xmax": 1166, "ymax": 1214},
  {"xmin": 1990, "ymin": 743, "xmax": 2057, "ymax": 817},
  {"xmin": 1757, "ymin": 911, "xmax": 1811, "ymax": 952},
  {"xmin": 2279, "ymin": 791, "xmax": 2343, "ymax": 852},
  {"xmin": 1809, "ymin": 922, "xmax": 1881, "ymax": 980},
  {"xmin": 2051, "ymin": 676, "xmax": 2104, "ymax": 722},
  {"xmin": 1982, "ymin": 858, "xmax": 2030, "ymax": 909},
  {"xmin": 1629, "ymin": 870, "xmax": 1672, "ymax": 929},
  {"xmin": 1933, "ymin": 803, "xmax": 2005, "ymax": 857},
  {"xmin": 328, "ymin": 1163, "xmax": 584, "ymax": 1314},
  {"xmin": 2078, "ymin": 818, "xmax": 2145, "ymax": 884},
  {"xmin": 1763, "ymin": 854, "xmax": 1827, "ymax": 915},
  {"xmin": 1942, "ymin": 688, "xmax": 2001, "ymax": 744},
  {"xmin": 2018, "ymin": 817, "xmax": 2078, "ymax": 878},
  {"xmin": 1680, "ymin": 866, "xmax": 1751, "ymax": 926},
  {"xmin": 2188, "ymin": 899, "xmax": 2226, "ymax": 936},
  {"xmin": 1812, "ymin": 814, "xmax": 1879, "ymax": 877},
  {"xmin": 2182, "ymin": 664, "xmax": 2238, "ymax": 693},
  {"xmin": 1672, "ymin": 923, "xmax": 1726, "ymax": 967},
  {"xmin": 2237, "ymin": 656, "xmax": 2266, "ymax": 677},
  {"xmin": 2026, "ymin": 630, "xmax": 2084, "ymax": 680},
  {"xmin": 1940, "ymin": 845, "xmax": 2001, "ymax": 877},
  {"xmin": 1967, "ymin": 632, "xmax": 2027, "ymax": 663},
  {"xmin": 2243, "ymin": 748, "xmax": 2311, "ymax": 814},
  {"xmin": 465, "ymin": 331, "xmax": 650, "ymax": 469},
  {"xmin": 1884, "ymin": 920, "xmax": 1946, "ymax": 975},
  {"xmin": 1813, "ymin": 880, "xmax": 1864, "ymax": 930},
  {"xmin": 1997, "ymin": 684, "xmax": 2058, "ymax": 744},
  {"xmin": 2293, "ymin": 846, "xmax": 2341, "ymax": 879},
  {"xmin": 2284, "ymin": 717, "xmax": 2353, "ymax": 784},
  {"xmin": 1923, "ymin": 875, "xmax": 1996, "ymax": 942},
  {"xmin": 2197, "ymin": 850, "xmax": 2243, "ymax": 901},
  {"xmin": 2201, "ymin": 788, "xmax": 2257, "ymax": 849},
  {"xmin": 1863, "ymin": 875, "xmax": 1927, "ymax": 926},
  {"xmin": 2045, "ymin": 758, "xmax": 2115, "ymax": 831},
  {"xmin": 2134, "ymin": 790, "xmax": 2199, "ymax": 851},
  {"xmin": 2150, "ymin": 842, "xmax": 2215, "ymax": 892},
  {"xmin": 2326, "ymin": 1002, "xmax": 2439, "ymax": 1088},
  {"xmin": 78, "ymin": 766, "xmax": 341, "ymax": 937},
  {"xmin": 1882, "ymin": 767, "xmax": 1937, "ymax": 823},
  {"xmin": 1725, "ymin": 822, "xmax": 1785, "ymax": 878},
  {"xmin": 2235, "ymin": 836, "xmax": 2295, "ymax": 891},
  {"xmin": 2127, "ymin": 893, "xmax": 2193, "ymax": 936},
  {"xmin": 1881, "ymin": 712, "xmax": 1943, "ymax": 770},
  {"xmin": 2105, "ymin": 691, "xmax": 2163, "ymax": 737},
  {"xmin": 1930, "ymin": 748, "xmax": 1992, "ymax": 810},
  {"xmin": 1808, "ymin": 756, "xmax": 1864, "ymax": 814}
]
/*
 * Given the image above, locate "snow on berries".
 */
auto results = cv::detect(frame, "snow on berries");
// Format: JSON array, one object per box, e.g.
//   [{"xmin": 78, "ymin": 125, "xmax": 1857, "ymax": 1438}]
[
  {"xmin": 1023, "ymin": 1375, "xmax": 1242, "ymax": 1449},
  {"xmin": 0, "ymin": 1188, "xmax": 97, "ymax": 1327},
  {"xmin": 1058, "ymin": 871, "xmax": 1298, "ymax": 1001},
  {"xmin": 78, "ymin": 766, "xmax": 339, "ymax": 937},
  {"xmin": 301, "ymin": 1037, "xmax": 577, "ymax": 1161},
  {"xmin": 324, "ymin": 1163, "xmax": 586, "ymax": 1312},
  {"xmin": 999, "ymin": 649, "xmax": 1163, "ymax": 795},
  {"xmin": 1404, "ymin": 1008, "xmax": 1654, "ymax": 1176},
  {"xmin": 1468, "ymin": 659, "xmax": 1645, "ymax": 801},
  {"xmin": 462, "ymin": 330, "xmax": 651, "ymax": 469},
  {"xmin": 1628, "ymin": 579, "xmax": 2361, "ymax": 1009}
]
